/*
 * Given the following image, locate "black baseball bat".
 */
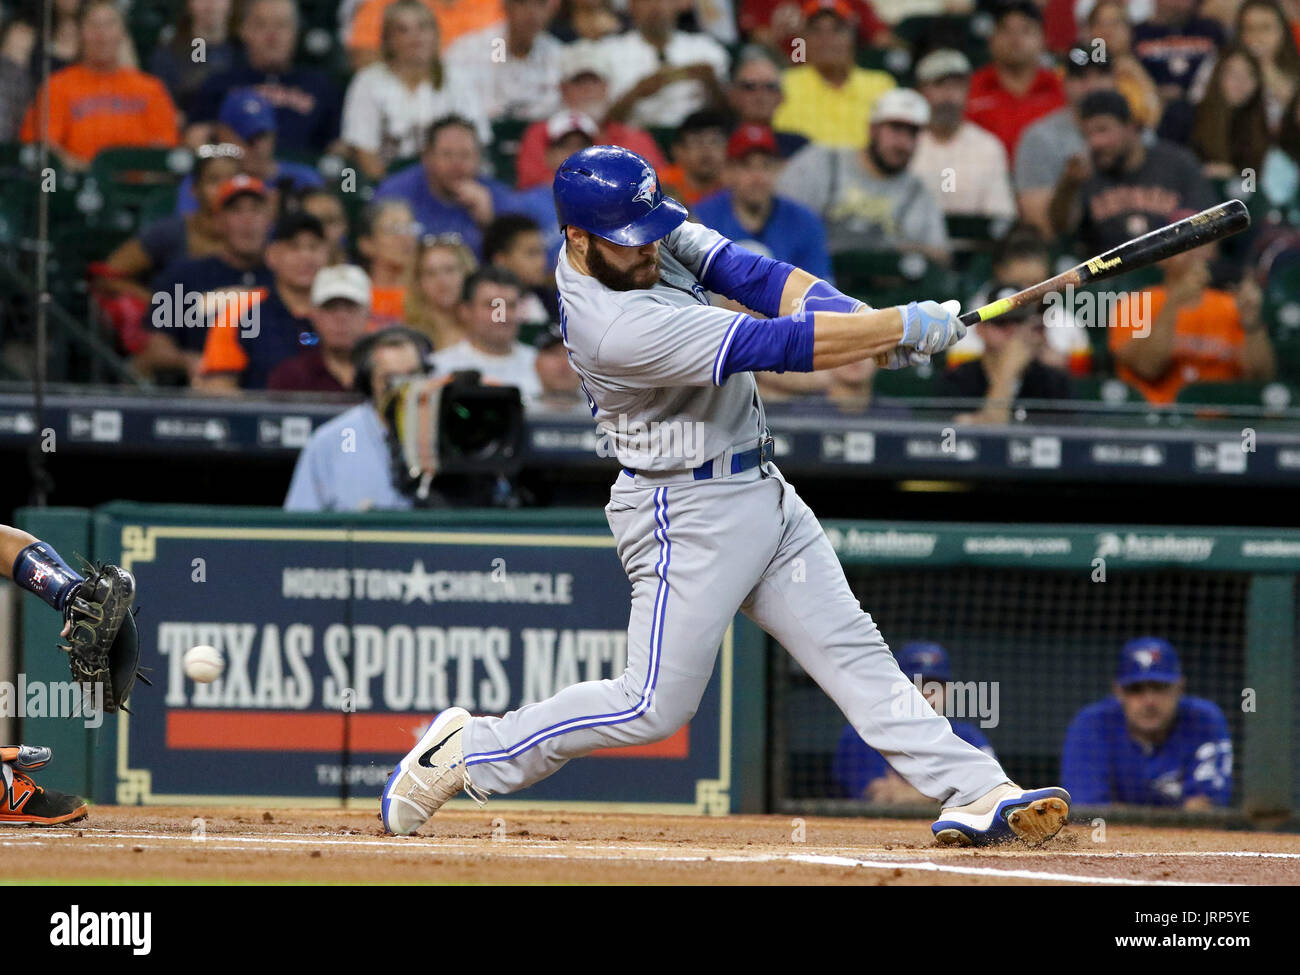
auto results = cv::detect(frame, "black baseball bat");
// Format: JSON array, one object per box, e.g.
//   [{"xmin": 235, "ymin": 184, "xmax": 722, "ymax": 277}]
[{"xmin": 876, "ymin": 199, "xmax": 1251, "ymax": 363}]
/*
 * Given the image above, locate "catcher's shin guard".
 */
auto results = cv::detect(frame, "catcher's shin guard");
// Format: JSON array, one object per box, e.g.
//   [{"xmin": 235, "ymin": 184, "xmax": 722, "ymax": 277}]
[{"xmin": 60, "ymin": 562, "xmax": 144, "ymax": 713}]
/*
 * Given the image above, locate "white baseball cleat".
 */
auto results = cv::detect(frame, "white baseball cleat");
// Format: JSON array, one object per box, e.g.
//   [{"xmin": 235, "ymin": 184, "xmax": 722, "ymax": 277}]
[
  {"xmin": 381, "ymin": 707, "xmax": 486, "ymax": 835},
  {"xmin": 931, "ymin": 782, "xmax": 1071, "ymax": 847}
]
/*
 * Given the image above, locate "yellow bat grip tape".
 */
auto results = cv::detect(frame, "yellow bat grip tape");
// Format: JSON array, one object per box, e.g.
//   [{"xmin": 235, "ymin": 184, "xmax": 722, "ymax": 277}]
[{"xmin": 977, "ymin": 298, "xmax": 1014, "ymax": 321}]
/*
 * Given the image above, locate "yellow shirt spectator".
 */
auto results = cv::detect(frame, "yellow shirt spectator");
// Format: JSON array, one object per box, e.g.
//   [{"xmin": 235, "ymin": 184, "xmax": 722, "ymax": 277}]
[{"xmin": 771, "ymin": 65, "xmax": 895, "ymax": 149}]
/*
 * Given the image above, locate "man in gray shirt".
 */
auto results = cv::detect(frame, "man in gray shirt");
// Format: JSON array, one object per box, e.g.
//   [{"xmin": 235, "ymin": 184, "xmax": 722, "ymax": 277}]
[
  {"xmin": 775, "ymin": 88, "xmax": 950, "ymax": 263},
  {"xmin": 1014, "ymin": 46, "xmax": 1117, "ymax": 236}
]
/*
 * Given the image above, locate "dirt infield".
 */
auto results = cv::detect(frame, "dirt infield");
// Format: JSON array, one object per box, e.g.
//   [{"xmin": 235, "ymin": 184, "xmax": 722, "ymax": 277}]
[{"xmin": 2, "ymin": 806, "xmax": 1298, "ymax": 884}]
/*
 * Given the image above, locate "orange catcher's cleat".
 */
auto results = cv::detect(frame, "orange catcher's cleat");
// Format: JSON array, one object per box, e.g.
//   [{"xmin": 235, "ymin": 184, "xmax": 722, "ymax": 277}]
[{"xmin": 0, "ymin": 745, "xmax": 87, "ymax": 826}]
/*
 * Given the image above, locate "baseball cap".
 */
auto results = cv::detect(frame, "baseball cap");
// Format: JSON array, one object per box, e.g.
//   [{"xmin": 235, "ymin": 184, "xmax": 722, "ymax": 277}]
[
  {"xmin": 561, "ymin": 41, "xmax": 609, "ymax": 82},
  {"xmin": 896, "ymin": 641, "xmax": 952, "ymax": 682},
  {"xmin": 312, "ymin": 264, "xmax": 372, "ymax": 308},
  {"xmin": 216, "ymin": 174, "xmax": 269, "ymax": 209},
  {"xmin": 802, "ymin": 0, "xmax": 856, "ymax": 23},
  {"xmin": 727, "ymin": 123, "xmax": 779, "ymax": 160},
  {"xmin": 915, "ymin": 49, "xmax": 972, "ymax": 85},
  {"xmin": 219, "ymin": 89, "xmax": 277, "ymax": 141},
  {"xmin": 871, "ymin": 88, "xmax": 930, "ymax": 127},
  {"xmin": 545, "ymin": 110, "xmax": 599, "ymax": 145},
  {"xmin": 1117, "ymin": 637, "xmax": 1183, "ymax": 687},
  {"xmin": 534, "ymin": 322, "xmax": 565, "ymax": 351},
  {"xmin": 1065, "ymin": 45, "xmax": 1113, "ymax": 76}
]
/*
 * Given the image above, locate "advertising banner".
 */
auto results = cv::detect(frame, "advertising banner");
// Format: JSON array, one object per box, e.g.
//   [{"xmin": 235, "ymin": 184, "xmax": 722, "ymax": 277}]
[{"xmin": 107, "ymin": 521, "xmax": 734, "ymax": 814}]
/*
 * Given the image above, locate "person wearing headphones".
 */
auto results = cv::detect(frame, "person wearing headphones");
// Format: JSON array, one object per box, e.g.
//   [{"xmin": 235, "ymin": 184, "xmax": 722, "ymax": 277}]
[{"xmin": 283, "ymin": 324, "xmax": 434, "ymax": 511}]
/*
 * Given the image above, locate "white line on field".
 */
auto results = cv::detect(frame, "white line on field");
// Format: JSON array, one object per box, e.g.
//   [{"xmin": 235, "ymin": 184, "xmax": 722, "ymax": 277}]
[{"xmin": 0, "ymin": 829, "xmax": 1268, "ymax": 884}]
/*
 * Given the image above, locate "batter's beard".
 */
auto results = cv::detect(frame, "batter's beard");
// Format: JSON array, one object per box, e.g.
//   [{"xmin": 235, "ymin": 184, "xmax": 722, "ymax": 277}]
[{"xmin": 587, "ymin": 242, "xmax": 661, "ymax": 291}]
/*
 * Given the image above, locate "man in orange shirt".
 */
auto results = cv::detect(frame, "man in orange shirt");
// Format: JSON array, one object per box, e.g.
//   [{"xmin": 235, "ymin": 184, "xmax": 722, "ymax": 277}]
[
  {"xmin": 20, "ymin": 0, "xmax": 178, "ymax": 170},
  {"xmin": 1109, "ymin": 242, "xmax": 1275, "ymax": 404}
]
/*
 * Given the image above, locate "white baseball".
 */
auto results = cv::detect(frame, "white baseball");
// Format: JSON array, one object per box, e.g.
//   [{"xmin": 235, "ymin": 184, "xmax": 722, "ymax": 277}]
[{"xmin": 184, "ymin": 645, "xmax": 224, "ymax": 683}]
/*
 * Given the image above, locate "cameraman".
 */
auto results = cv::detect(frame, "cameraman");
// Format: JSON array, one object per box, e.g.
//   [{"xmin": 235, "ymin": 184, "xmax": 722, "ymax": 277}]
[{"xmin": 283, "ymin": 327, "xmax": 431, "ymax": 512}]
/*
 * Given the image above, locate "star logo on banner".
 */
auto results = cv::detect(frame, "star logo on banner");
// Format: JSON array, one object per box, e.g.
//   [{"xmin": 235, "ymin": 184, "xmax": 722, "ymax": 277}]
[{"xmin": 403, "ymin": 559, "xmax": 436, "ymax": 604}]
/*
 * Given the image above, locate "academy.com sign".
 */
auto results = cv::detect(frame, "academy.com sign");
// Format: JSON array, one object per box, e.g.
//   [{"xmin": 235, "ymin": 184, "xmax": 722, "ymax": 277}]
[
  {"xmin": 1094, "ymin": 532, "xmax": 1216, "ymax": 563},
  {"xmin": 823, "ymin": 528, "xmax": 937, "ymax": 558}
]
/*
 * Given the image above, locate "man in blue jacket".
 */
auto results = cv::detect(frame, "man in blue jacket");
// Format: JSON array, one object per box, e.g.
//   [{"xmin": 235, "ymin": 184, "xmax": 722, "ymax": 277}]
[{"xmin": 1062, "ymin": 637, "xmax": 1232, "ymax": 808}]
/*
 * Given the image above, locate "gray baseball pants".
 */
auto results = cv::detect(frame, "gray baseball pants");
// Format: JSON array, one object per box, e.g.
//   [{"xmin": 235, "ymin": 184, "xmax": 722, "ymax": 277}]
[{"xmin": 459, "ymin": 462, "xmax": 1007, "ymax": 805}]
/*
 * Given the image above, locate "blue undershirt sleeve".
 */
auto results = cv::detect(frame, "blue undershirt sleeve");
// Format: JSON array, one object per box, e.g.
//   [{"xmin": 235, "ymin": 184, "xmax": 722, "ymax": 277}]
[
  {"xmin": 697, "ymin": 240, "xmax": 795, "ymax": 318},
  {"xmin": 716, "ymin": 312, "xmax": 815, "ymax": 382}
]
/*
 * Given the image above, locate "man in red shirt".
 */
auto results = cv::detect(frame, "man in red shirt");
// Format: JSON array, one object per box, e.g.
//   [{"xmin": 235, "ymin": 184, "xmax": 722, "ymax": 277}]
[{"xmin": 965, "ymin": 0, "xmax": 1066, "ymax": 160}]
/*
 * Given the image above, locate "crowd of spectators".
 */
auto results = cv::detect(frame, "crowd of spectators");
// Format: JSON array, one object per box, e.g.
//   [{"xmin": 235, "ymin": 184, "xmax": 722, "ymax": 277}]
[{"xmin": 2, "ymin": 0, "xmax": 1299, "ymax": 416}]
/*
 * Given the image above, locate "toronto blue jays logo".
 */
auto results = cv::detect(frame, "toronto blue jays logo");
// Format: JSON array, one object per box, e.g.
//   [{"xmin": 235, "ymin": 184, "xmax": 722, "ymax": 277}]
[
  {"xmin": 914, "ymin": 649, "xmax": 941, "ymax": 669},
  {"xmin": 632, "ymin": 167, "xmax": 657, "ymax": 207},
  {"xmin": 1133, "ymin": 647, "xmax": 1161, "ymax": 669}
]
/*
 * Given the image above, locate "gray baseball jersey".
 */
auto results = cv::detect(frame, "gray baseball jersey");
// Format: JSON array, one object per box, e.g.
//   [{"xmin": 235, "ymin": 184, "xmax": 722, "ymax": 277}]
[
  {"xmin": 455, "ymin": 222, "xmax": 1010, "ymax": 808},
  {"xmin": 555, "ymin": 220, "xmax": 766, "ymax": 471}
]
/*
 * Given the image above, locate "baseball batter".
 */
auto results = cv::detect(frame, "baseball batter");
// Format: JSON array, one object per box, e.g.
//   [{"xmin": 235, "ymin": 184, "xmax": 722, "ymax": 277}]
[{"xmin": 382, "ymin": 146, "xmax": 1071, "ymax": 846}]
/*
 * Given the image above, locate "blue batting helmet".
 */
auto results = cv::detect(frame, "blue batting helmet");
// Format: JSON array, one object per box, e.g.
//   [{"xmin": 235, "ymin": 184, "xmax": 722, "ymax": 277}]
[{"xmin": 552, "ymin": 145, "xmax": 687, "ymax": 247}]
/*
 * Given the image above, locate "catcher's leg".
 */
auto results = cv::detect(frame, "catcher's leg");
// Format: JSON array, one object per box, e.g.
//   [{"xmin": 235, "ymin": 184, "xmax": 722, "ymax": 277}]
[{"xmin": 0, "ymin": 745, "xmax": 87, "ymax": 826}]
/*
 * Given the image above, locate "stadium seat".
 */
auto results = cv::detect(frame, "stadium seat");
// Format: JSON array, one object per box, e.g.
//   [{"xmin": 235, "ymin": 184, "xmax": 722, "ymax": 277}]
[
  {"xmin": 1072, "ymin": 376, "xmax": 1144, "ymax": 405},
  {"xmin": 126, "ymin": 0, "xmax": 175, "ymax": 64},
  {"xmin": 0, "ymin": 184, "xmax": 32, "ymax": 250},
  {"xmin": 872, "ymin": 362, "xmax": 938, "ymax": 397},
  {"xmin": 489, "ymin": 118, "xmax": 530, "ymax": 186},
  {"xmin": 87, "ymin": 148, "xmax": 187, "ymax": 227},
  {"xmin": 647, "ymin": 126, "xmax": 676, "ymax": 159},
  {"xmin": 831, "ymin": 249, "xmax": 956, "ymax": 308},
  {"xmin": 892, "ymin": 15, "xmax": 991, "ymax": 67},
  {"xmin": 1174, "ymin": 381, "xmax": 1298, "ymax": 410},
  {"xmin": 857, "ymin": 46, "xmax": 912, "ymax": 77}
]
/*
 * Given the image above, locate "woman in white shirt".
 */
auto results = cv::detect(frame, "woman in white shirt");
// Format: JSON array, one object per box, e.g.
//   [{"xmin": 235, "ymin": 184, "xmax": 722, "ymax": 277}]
[{"xmin": 341, "ymin": 0, "xmax": 487, "ymax": 181}]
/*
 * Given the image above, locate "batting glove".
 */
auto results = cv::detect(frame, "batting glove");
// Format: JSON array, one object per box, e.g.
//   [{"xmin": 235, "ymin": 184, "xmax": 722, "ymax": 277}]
[{"xmin": 896, "ymin": 299, "xmax": 966, "ymax": 355}]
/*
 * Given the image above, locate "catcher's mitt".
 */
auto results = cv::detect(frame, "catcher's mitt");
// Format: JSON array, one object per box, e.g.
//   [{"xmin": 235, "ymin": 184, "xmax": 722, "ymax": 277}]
[{"xmin": 59, "ymin": 563, "xmax": 143, "ymax": 714}]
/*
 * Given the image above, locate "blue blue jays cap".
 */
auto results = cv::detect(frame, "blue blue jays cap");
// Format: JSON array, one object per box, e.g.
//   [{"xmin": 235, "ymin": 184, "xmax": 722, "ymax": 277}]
[
  {"xmin": 220, "ymin": 89, "xmax": 277, "ymax": 141},
  {"xmin": 895, "ymin": 641, "xmax": 951, "ymax": 682},
  {"xmin": 552, "ymin": 145, "xmax": 687, "ymax": 247},
  {"xmin": 1117, "ymin": 637, "xmax": 1182, "ymax": 686}
]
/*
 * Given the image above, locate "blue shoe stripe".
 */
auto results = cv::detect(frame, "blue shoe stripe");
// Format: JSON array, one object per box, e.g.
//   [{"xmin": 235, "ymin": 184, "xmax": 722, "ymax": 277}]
[{"xmin": 461, "ymin": 486, "xmax": 672, "ymax": 767}]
